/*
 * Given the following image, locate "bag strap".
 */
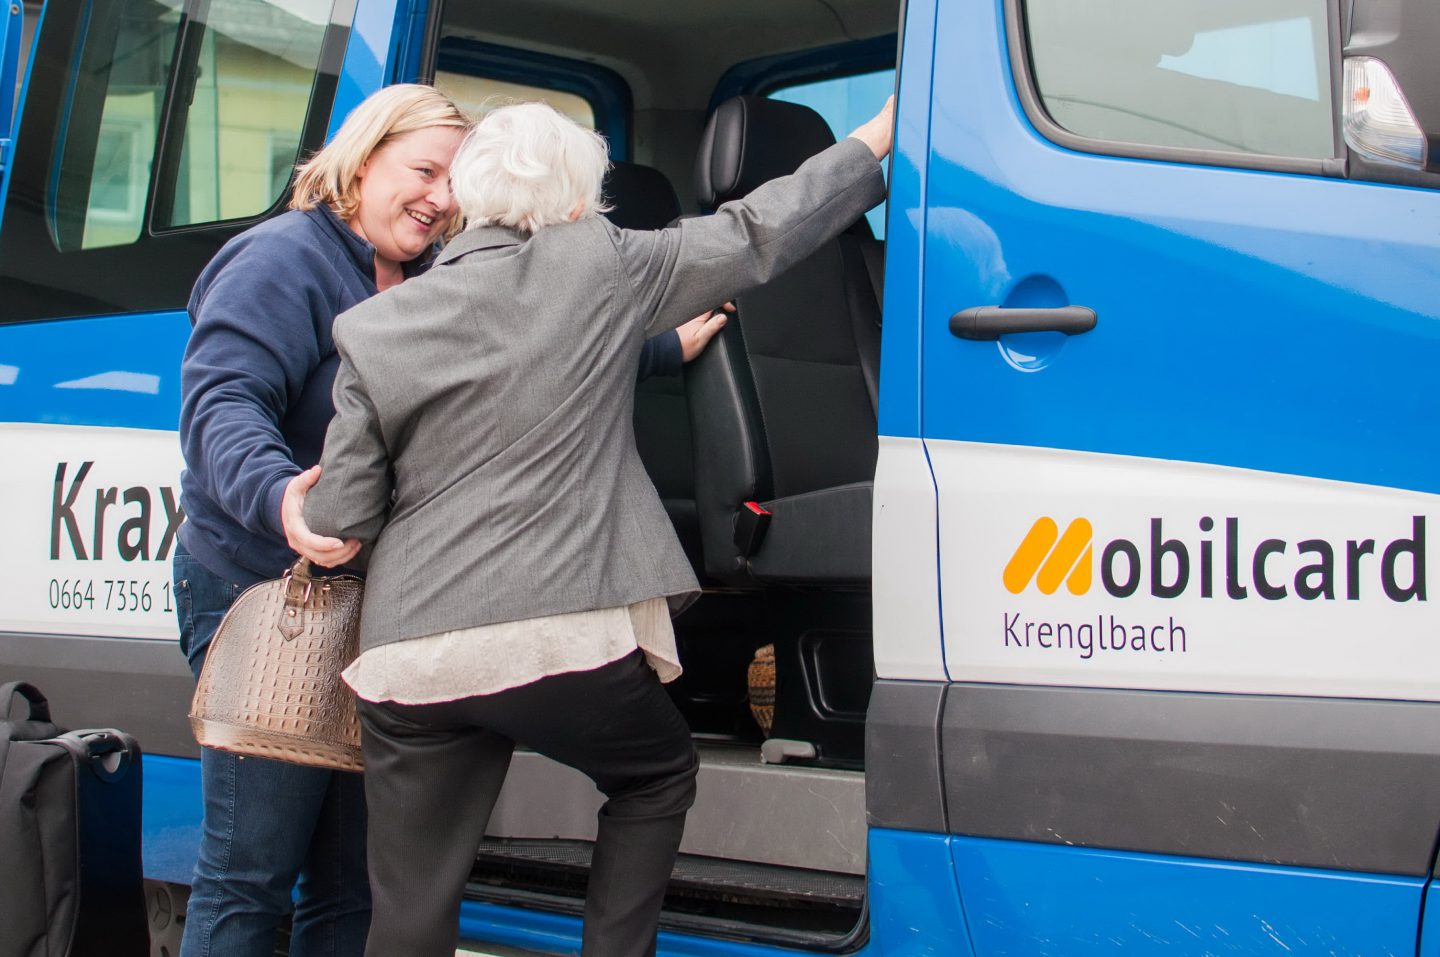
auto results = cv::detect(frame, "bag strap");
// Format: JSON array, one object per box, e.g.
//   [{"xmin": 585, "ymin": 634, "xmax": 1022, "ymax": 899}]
[
  {"xmin": 0, "ymin": 682, "xmax": 61, "ymax": 783},
  {"xmin": 0, "ymin": 681, "xmax": 51, "ymax": 723}
]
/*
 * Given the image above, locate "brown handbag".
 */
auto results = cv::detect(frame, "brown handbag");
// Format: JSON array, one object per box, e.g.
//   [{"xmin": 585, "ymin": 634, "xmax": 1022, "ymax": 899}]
[{"xmin": 189, "ymin": 559, "xmax": 365, "ymax": 771}]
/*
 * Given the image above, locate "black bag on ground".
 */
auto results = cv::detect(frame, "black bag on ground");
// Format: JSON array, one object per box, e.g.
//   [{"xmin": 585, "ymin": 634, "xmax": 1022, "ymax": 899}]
[{"xmin": 0, "ymin": 682, "xmax": 148, "ymax": 957}]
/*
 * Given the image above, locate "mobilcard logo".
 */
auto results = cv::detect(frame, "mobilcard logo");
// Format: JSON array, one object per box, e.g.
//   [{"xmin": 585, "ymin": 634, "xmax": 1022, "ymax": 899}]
[
  {"xmin": 1004, "ymin": 518, "xmax": 1092, "ymax": 595},
  {"xmin": 1004, "ymin": 516, "xmax": 1426, "ymax": 603}
]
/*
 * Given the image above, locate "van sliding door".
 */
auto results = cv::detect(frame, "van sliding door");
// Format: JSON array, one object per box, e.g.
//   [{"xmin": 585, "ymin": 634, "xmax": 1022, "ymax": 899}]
[{"xmin": 918, "ymin": 0, "xmax": 1440, "ymax": 951}]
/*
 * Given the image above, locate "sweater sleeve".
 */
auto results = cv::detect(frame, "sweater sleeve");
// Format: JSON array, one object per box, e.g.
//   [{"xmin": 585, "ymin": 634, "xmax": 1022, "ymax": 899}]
[
  {"xmin": 178, "ymin": 238, "xmax": 327, "ymax": 539},
  {"xmin": 637, "ymin": 329, "xmax": 683, "ymax": 380},
  {"xmin": 611, "ymin": 137, "xmax": 885, "ymax": 339}
]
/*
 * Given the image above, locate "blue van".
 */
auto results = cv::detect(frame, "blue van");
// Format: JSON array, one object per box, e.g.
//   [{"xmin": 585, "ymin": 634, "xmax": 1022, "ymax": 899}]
[{"xmin": 2, "ymin": 0, "xmax": 1439, "ymax": 953}]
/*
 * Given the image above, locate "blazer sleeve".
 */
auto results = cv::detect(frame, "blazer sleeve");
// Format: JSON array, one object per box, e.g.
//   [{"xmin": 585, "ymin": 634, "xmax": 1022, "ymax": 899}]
[
  {"xmin": 611, "ymin": 136, "xmax": 885, "ymax": 338},
  {"xmin": 303, "ymin": 333, "xmax": 393, "ymax": 545}
]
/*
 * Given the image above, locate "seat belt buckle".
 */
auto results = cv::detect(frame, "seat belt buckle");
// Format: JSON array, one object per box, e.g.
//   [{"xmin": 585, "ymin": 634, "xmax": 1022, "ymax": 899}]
[{"xmin": 733, "ymin": 501, "xmax": 772, "ymax": 557}]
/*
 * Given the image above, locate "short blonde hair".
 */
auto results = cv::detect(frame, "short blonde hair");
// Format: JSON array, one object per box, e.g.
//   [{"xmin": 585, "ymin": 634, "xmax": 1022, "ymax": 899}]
[
  {"xmin": 291, "ymin": 84, "xmax": 469, "ymax": 224},
  {"xmin": 451, "ymin": 102, "xmax": 611, "ymax": 235}
]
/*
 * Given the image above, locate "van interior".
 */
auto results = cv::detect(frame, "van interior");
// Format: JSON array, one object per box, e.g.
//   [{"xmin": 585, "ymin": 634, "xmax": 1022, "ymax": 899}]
[{"xmin": 428, "ymin": 0, "xmax": 900, "ymax": 947}]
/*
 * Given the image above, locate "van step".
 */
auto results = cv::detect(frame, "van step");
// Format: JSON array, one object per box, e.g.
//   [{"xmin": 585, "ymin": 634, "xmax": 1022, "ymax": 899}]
[
  {"xmin": 484, "ymin": 744, "xmax": 866, "ymax": 875},
  {"xmin": 471, "ymin": 837, "xmax": 865, "ymax": 906},
  {"xmin": 466, "ymin": 837, "xmax": 865, "ymax": 943}
]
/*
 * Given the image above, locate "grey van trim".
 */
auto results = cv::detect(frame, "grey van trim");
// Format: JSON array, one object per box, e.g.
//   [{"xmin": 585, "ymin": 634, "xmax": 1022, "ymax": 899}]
[
  {"xmin": 1002, "ymin": 0, "xmax": 1347, "ymax": 179},
  {"xmin": 0, "ymin": 632, "xmax": 197, "ymax": 758},
  {"xmin": 865, "ymin": 680, "xmax": 947, "ymax": 833},
  {"xmin": 941, "ymin": 683, "xmax": 1440, "ymax": 877}
]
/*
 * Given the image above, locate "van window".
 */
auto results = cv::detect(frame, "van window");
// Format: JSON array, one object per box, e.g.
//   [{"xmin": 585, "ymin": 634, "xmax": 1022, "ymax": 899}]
[
  {"xmin": 47, "ymin": 0, "xmax": 337, "ymax": 250},
  {"xmin": 435, "ymin": 71, "xmax": 596, "ymax": 129},
  {"xmin": 1024, "ymin": 0, "xmax": 1335, "ymax": 160},
  {"xmin": 160, "ymin": 0, "xmax": 335, "ymax": 229},
  {"xmin": 50, "ymin": 0, "xmax": 181, "ymax": 251},
  {"xmin": 769, "ymin": 68, "xmax": 894, "ymax": 237},
  {"xmin": 0, "ymin": 0, "xmax": 351, "ymax": 325},
  {"xmin": 432, "ymin": 38, "xmax": 630, "ymax": 158}
]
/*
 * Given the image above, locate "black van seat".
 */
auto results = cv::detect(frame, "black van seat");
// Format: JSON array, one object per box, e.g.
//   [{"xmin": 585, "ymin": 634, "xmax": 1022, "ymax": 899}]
[
  {"xmin": 602, "ymin": 162, "xmax": 705, "ymax": 573},
  {"xmin": 603, "ymin": 160, "xmax": 683, "ymax": 230},
  {"xmin": 686, "ymin": 96, "xmax": 881, "ymax": 588}
]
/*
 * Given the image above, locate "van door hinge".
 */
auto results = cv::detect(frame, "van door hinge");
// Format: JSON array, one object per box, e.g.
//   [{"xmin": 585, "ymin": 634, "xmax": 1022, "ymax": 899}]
[{"xmin": 0, "ymin": 137, "xmax": 11, "ymax": 172}]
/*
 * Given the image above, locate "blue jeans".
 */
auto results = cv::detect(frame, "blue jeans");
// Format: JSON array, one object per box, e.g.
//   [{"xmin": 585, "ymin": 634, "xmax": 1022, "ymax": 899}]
[{"xmin": 174, "ymin": 544, "xmax": 371, "ymax": 957}]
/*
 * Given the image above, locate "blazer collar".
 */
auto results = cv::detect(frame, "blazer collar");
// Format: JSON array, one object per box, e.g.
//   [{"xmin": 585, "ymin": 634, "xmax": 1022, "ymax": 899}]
[{"xmin": 436, "ymin": 225, "xmax": 528, "ymax": 266}]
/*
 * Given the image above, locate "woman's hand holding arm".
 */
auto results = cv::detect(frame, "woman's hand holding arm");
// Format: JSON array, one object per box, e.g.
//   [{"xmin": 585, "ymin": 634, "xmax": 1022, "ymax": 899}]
[
  {"xmin": 675, "ymin": 303, "xmax": 733, "ymax": 361},
  {"xmin": 282, "ymin": 466, "xmax": 362, "ymax": 567}
]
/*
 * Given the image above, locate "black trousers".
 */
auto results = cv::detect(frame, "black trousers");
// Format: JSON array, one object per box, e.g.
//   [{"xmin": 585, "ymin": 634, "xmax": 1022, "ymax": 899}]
[{"xmin": 356, "ymin": 650, "xmax": 698, "ymax": 957}]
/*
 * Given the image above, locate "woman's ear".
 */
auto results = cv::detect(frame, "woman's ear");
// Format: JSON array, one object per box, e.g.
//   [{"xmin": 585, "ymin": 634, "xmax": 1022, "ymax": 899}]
[{"xmin": 568, "ymin": 199, "xmax": 587, "ymax": 221}]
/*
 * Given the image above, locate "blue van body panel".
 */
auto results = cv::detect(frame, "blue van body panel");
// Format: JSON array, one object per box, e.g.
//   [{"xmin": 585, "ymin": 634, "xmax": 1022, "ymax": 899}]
[
  {"xmin": 1, "ymin": 3, "xmax": 23, "ymax": 146},
  {"xmin": 874, "ymin": 0, "xmax": 935, "ymax": 443},
  {"xmin": 0, "ymin": 311, "xmax": 188, "ymax": 429},
  {"xmin": 330, "ymin": 0, "xmax": 408, "ymax": 137},
  {"xmin": 920, "ymin": 0, "xmax": 1440, "ymax": 495},
  {"xmin": 952, "ymin": 836, "xmax": 1425, "ymax": 955},
  {"xmin": 458, "ymin": 904, "xmax": 856, "ymax": 957},
  {"xmin": 868, "ymin": 828, "xmax": 976, "ymax": 954},
  {"xmin": 142, "ymin": 755, "xmax": 204, "ymax": 887},
  {"xmin": 0, "ymin": 0, "xmax": 42, "ymax": 224},
  {"xmin": 1420, "ymin": 883, "xmax": 1440, "ymax": 957}
]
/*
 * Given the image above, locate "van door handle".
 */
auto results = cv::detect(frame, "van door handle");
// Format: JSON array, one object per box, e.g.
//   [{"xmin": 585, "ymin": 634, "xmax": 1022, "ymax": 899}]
[{"xmin": 949, "ymin": 306, "xmax": 1097, "ymax": 340}]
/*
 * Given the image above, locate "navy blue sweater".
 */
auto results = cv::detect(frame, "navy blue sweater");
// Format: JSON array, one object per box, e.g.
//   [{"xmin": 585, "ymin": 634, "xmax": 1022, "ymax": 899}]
[{"xmin": 178, "ymin": 205, "xmax": 682, "ymax": 586}]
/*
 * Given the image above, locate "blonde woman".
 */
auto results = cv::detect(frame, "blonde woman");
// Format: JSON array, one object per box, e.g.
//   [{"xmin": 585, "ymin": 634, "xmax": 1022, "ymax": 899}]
[{"xmin": 175, "ymin": 83, "xmax": 468, "ymax": 957}]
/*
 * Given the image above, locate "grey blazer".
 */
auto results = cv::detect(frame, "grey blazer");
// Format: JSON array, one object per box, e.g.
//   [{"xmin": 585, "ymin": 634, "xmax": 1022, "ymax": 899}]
[{"xmin": 305, "ymin": 136, "xmax": 885, "ymax": 654}]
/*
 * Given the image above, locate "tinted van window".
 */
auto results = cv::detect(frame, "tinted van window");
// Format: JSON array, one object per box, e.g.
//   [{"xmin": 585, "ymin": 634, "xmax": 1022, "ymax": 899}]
[
  {"xmin": 1025, "ymin": 0, "xmax": 1334, "ymax": 159},
  {"xmin": 50, "ymin": 0, "xmax": 181, "ymax": 251},
  {"xmin": 435, "ymin": 71, "xmax": 596, "ymax": 128},
  {"xmin": 161, "ymin": 0, "xmax": 334, "ymax": 228}
]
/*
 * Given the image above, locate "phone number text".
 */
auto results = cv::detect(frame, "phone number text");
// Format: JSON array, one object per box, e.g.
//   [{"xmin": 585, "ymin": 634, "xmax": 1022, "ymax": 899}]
[{"xmin": 47, "ymin": 578, "xmax": 174, "ymax": 614}]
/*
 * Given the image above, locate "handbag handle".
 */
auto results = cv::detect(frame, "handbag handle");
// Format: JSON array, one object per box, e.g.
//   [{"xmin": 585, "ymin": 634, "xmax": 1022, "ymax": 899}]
[
  {"xmin": 0, "ymin": 681, "xmax": 51, "ymax": 723},
  {"xmin": 279, "ymin": 558, "xmax": 314, "ymax": 640},
  {"xmin": 283, "ymin": 558, "xmax": 314, "ymax": 608}
]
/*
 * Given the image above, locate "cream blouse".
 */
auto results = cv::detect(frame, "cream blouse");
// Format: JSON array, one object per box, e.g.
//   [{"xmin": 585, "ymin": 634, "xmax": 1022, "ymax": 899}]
[{"xmin": 341, "ymin": 597, "xmax": 681, "ymax": 705}]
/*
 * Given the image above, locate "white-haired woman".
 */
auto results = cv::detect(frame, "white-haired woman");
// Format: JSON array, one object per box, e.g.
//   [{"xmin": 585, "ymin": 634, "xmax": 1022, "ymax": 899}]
[{"xmin": 296, "ymin": 97, "xmax": 894, "ymax": 957}]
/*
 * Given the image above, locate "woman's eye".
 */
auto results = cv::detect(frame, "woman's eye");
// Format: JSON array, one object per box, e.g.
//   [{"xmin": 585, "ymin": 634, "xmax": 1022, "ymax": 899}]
[{"xmin": 417, "ymin": 167, "xmax": 435, "ymax": 178}]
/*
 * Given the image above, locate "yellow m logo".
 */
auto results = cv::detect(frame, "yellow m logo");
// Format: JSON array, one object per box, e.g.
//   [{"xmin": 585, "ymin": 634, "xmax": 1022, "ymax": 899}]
[{"xmin": 1004, "ymin": 518, "xmax": 1093, "ymax": 595}]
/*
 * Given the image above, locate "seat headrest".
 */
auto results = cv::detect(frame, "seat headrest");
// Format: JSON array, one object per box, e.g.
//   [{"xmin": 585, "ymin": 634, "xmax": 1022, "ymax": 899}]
[
  {"xmin": 695, "ymin": 96, "xmax": 837, "ymax": 208},
  {"xmin": 602, "ymin": 161, "xmax": 683, "ymax": 231}
]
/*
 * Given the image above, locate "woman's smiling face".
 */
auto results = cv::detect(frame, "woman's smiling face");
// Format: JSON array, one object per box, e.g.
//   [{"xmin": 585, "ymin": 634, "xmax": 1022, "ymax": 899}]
[{"xmin": 351, "ymin": 124, "xmax": 465, "ymax": 271}]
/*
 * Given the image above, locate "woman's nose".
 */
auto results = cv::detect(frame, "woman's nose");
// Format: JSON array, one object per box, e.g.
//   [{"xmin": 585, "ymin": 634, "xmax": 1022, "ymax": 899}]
[{"xmin": 430, "ymin": 177, "xmax": 455, "ymax": 213}]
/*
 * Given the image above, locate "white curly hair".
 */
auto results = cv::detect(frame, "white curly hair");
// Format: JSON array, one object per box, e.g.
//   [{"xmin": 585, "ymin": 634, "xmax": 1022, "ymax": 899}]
[{"xmin": 451, "ymin": 101, "xmax": 613, "ymax": 235}]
